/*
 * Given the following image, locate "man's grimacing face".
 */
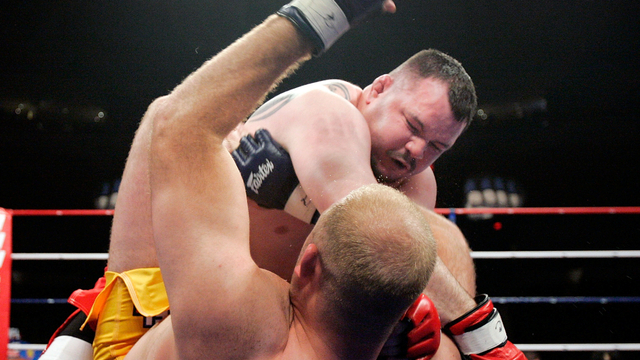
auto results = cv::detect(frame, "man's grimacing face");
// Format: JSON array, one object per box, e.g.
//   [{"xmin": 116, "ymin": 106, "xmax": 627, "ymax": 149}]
[{"xmin": 364, "ymin": 76, "xmax": 466, "ymax": 183}]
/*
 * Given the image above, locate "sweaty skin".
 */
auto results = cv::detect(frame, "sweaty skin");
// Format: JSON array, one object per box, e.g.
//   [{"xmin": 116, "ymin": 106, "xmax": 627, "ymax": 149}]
[
  {"xmin": 235, "ymin": 80, "xmax": 475, "ymax": 293},
  {"xmin": 102, "ymin": 74, "xmax": 474, "ymax": 360},
  {"xmin": 233, "ymin": 79, "xmax": 475, "ymax": 360},
  {"xmin": 45, "ymin": 0, "xmax": 491, "ymax": 358}
]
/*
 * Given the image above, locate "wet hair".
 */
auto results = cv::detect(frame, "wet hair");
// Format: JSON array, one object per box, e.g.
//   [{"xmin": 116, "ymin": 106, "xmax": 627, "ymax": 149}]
[{"xmin": 390, "ymin": 49, "xmax": 477, "ymax": 127}]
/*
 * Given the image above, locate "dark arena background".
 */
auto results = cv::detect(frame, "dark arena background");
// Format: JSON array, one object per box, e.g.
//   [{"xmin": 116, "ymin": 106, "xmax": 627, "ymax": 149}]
[{"xmin": 1, "ymin": 0, "xmax": 639, "ymax": 359}]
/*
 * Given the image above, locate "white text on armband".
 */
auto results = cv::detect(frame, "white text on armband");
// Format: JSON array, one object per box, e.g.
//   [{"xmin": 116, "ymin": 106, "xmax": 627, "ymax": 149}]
[{"xmin": 247, "ymin": 159, "xmax": 275, "ymax": 194}]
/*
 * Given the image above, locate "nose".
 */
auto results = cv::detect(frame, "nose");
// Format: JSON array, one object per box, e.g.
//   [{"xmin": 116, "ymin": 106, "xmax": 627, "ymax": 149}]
[{"xmin": 406, "ymin": 137, "xmax": 427, "ymax": 160}]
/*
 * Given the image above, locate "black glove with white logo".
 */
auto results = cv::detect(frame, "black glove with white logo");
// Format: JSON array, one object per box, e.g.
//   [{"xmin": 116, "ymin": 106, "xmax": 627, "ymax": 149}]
[{"xmin": 232, "ymin": 129, "xmax": 301, "ymax": 210}]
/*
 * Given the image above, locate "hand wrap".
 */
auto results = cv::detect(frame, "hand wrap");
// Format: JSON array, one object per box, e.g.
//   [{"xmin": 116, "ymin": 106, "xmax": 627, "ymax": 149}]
[
  {"xmin": 443, "ymin": 294, "xmax": 527, "ymax": 360},
  {"xmin": 277, "ymin": 0, "xmax": 386, "ymax": 54},
  {"xmin": 232, "ymin": 129, "xmax": 320, "ymax": 224}
]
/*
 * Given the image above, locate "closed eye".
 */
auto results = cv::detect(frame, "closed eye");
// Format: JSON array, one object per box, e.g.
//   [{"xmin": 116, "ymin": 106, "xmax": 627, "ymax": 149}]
[
  {"xmin": 429, "ymin": 142, "xmax": 443, "ymax": 152},
  {"xmin": 406, "ymin": 119, "xmax": 420, "ymax": 135}
]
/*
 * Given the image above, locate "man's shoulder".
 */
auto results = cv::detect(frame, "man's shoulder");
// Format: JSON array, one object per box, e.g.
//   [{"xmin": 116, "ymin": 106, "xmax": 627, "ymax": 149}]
[
  {"xmin": 247, "ymin": 80, "xmax": 360, "ymax": 124},
  {"xmin": 243, "ymin": 79, "xmax": 369, "ymax": 152},
  {"xmin": 395, "ymin": 167, "xmax": 438, "ymax": 210},
  {"xmin": 280, "ymin": 79, "xmax": 362, "ymax": 105},
  {"xmin": 266, "ymin": 81, "xmax": 366, "ymax": 128},
  {"xmin": 312, "ymin": 79, "xmax": 362, "ymax": 102}
]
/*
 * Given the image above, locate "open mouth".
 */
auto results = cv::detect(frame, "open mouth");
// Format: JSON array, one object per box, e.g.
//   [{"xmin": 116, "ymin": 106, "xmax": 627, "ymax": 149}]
[
  {"xmin": 393, "ymin": 158, "xmax": 408, "ymax": 170},
  {"xmin": 392, "ymin": 157, "xmax": 416, "ymax": 174}
]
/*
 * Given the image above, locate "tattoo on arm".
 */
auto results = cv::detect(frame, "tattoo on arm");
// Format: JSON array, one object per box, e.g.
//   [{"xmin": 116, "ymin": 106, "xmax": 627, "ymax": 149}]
[
  {"xmin": 248, "ymin": 94, "xmax": 294, "ymax": 122},
  {"xmin": 326, "ymin": 82, "xmax": 350, "ymax": 101},
  {"xmin": 248, "ymin": 81, "xmax": 349, "ymax": 123}
]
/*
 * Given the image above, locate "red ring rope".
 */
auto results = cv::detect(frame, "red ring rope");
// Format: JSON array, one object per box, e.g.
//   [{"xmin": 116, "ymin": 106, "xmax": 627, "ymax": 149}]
[
  {"xmin": 10, "ymin": 209, "xmax": 114, "ymax": 216},
  {"xmin": 433, "ymin": 206, "xmax": 640, "ymax": 215},
  {"xmin": 7, "ymin": 207, "xmax": 640, "ymax": 216},
  {"xmin": 3, "ymin": 206, "xmax": 639, "ymax": 358}
]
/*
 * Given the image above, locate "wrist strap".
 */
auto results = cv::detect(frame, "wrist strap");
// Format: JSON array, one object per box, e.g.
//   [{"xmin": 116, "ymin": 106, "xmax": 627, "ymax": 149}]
[
  {"xmin": 284, "ymin": 185, "xmax": 320, "ymax": 224},
  {"xmin": 278, "ymin": 0, "xmax": 349, "ymax": 53},
  {"xmin": 452, "ymin": 309, "xmax": 508, "ymax": 355}
]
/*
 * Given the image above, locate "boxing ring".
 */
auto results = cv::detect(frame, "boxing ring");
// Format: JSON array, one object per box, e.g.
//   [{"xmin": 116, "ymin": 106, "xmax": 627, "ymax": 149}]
[{"xmin": 2, "ymin": 206, "xmax": 640, "ymax": 358}]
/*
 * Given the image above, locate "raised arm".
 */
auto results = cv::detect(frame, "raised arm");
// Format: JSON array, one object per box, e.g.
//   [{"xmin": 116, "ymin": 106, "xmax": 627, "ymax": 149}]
[
  {"xmin": 148, "ymin": 15, "xmax": 313, "ymax": 359},
  {"xmin": 147, "ymin": 0, "xmax": 401, "ymax": 355}
]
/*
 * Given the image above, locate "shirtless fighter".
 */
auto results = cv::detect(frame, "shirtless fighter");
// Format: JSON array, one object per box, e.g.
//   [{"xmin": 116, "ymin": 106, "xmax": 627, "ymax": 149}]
[
  {"xmin": 227, "ymin": 49, "xmax": 524, "ymax": 360},
  {"xmin": 41, "ymin": 0, "xmax": 527, "ymax": 359},
  {"xmin": 115, "ymin": 1, "xmax": 440, "ymax": 358}
]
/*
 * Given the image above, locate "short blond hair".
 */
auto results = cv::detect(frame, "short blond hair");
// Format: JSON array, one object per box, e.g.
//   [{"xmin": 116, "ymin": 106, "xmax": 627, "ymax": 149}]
[{"xmin": 313, "ymin": 184, "xmax": 437, "ymax": 329}]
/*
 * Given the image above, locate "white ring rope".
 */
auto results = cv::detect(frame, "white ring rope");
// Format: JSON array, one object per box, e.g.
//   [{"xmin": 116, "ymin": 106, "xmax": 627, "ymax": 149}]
[
  {"xmin": 8, "ymin": 343, "xmax": 47, "ymax": 351},
  {"xmin": 6, "ymin": 209, "xmax": 639, "ymax": 355},
  {"xmin": 9, "ymin": 342, "xmax": 640, "ymax": 352},
  {"xmin": 11, "ymin": 253, "xmax": 108, "ymax": 260},
  {"xmin": 11, "ymin": 250, "xmax": 640, "ymax": 261},
  {"xmin": 470, "ymin": 250, "xmax": 640, "ymax": 259},
  {"xmin": 517, "ymin": 343, "xmax": 640, "ymax": 352}
]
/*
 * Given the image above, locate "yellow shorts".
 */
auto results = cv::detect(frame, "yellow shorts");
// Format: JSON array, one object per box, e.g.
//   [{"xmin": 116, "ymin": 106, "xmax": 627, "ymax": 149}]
[{"xmin": 82, "ymin": 268, "xmax": 170, "ymax": 360}]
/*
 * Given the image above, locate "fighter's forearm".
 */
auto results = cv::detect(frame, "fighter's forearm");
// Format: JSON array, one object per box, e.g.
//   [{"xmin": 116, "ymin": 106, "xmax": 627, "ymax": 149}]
[
  {"xmin": 423, "ymin": 257, "xmax": 476, "ymax": 325},
  {"xmin": 156, "ymin": 15, "xmax": 313, "ymax": 141},
  {"xmin": 147, "ymin": 14, "xmax": 313, "ymax": 309}
]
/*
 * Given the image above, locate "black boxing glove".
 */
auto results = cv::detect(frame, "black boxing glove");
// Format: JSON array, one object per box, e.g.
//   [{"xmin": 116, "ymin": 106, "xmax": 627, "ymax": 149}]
[
  {"xmin": 232, "ymin": 129, "xmax": 320, "ymax": 224},
  {"xmin": 277, "ymin": 0, "xmax": 386, "ymax": 55},
  {"xmin": 443, "ymin": 295, "xmax": 527, "ymax": 360}
]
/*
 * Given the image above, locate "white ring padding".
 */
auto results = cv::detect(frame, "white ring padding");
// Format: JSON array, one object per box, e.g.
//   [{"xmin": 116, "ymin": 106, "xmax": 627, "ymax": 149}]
[
  {"xmin": 517, "ymin": 343, "xmax": 640, "ymax": 352},
  {"xmin": 11, "ymin": 253, "xmax": 108, "ymax": 260},
  {"xmin": 35, "ymin": 335, "xmax": 93, "ymax": 359},
  {"xmin": 471, "ymin": 250, "xmax": 640, "ymax": 259}
]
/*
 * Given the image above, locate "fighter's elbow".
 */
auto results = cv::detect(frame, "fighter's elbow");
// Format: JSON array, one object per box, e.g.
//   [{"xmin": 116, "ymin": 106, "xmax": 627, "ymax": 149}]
[
  {"xmin": 146, "ymin": 95, "xmax": 184, "ymax": 160},
  {"xmin": 146, "ymin": 95, "xmax": 178, "ymax": 131}
]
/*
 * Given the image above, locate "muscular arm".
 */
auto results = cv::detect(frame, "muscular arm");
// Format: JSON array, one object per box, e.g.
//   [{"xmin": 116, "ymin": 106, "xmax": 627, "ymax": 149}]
[
  {"xmin": 148, "ymin": 15, "xmax": 311, "ymax": 359},
  {"xmin": 249, "ymin": 85, "xmax": 477, "ymax": 322},
  {"xmin": 243, "ymin": 81, "xmax": 376, "ymax": 213},
  {"xmin": 284, "ymin": 89, "xmax": 376, "ymax": 212},
  {"xmin": 395, "ymin": 166, "xmax": 476, "ymax": 296}
]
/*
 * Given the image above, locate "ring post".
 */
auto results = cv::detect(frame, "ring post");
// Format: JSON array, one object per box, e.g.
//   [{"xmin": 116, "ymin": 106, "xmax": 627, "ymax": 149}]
[{"xmin": 0, "ymin": 208, "xmax": 12, "ymax": 360}]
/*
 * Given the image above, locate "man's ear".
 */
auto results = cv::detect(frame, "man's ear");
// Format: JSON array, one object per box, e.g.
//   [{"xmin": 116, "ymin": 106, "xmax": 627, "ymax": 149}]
[
  {"xmin": 294, "ymin": 243, "xmax": 320, "ymax": 281},
  {"xmin": 367, "ymin": 74, "xmax": 394, "ymax": 102}
]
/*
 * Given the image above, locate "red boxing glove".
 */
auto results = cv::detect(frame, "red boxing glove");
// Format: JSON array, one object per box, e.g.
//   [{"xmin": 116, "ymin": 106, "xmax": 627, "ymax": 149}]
[
  {"xmin": 405, "ymin": 294, "xmax": 441, "ymax": 359},
  {"xmin": 380, "ymin": 294, "xmax": 441, "ymax": 360},
  {"xmin": 443, "ymin": 294, "xmax": 527, "ymax": 360}
]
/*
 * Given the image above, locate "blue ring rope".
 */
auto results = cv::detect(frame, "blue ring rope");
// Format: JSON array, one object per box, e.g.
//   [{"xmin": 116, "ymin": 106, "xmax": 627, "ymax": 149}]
[
  {"xmin": 10, "ymin": 296, "xmax": 640, "ymax": 305},
  {"xmin": 11, "ymin": 298, "xmax": 68, "ymax": 304},
  {"xmin": 492, "ymin": 296, "xmax": 640, "ymax": 304}
]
